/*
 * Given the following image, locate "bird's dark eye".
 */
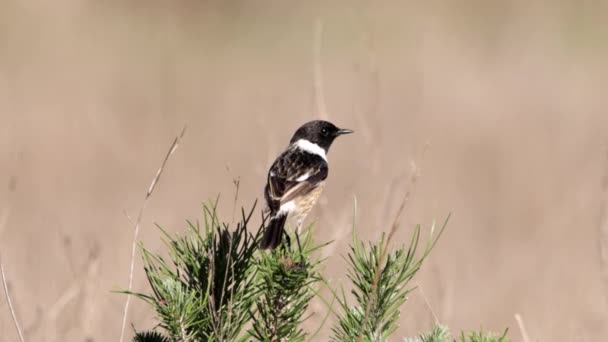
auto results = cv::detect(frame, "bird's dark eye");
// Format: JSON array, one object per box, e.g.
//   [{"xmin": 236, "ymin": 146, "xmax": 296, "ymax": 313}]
[{"xmin": 321, "ymin": 128, "xmax": 328, "ymax": 136}]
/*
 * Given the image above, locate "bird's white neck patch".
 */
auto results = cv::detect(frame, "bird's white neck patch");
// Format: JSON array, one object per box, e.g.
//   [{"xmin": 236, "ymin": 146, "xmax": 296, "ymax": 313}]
[{"xmin": 294, "ymin": 139, "xmax": 327, "ymax": 161}]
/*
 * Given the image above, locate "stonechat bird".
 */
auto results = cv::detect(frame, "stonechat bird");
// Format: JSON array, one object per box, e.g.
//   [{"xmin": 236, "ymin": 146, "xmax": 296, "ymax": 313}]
[{"xmin": 260, "ymin": 120, "xmax": 353, "ymax": 250}]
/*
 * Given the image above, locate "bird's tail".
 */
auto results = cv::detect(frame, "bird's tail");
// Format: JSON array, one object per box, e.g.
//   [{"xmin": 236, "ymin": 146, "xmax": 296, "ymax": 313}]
[{"xmin": 260, "ymin": 213, "xmax": 288, "ymax": 250}]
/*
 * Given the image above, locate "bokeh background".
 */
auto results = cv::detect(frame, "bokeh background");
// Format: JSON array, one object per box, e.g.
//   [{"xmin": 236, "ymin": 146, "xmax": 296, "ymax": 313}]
[{"xmin": 1, "ymin": 1, "xmax": 608, "ymax": 341}]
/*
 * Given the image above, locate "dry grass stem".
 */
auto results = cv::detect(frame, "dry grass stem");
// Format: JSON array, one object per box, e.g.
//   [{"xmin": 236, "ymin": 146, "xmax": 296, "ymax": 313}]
[
  {"xmin": 313, "ymin": 17, "xmax": 328, "ymax": 120},
  {"xmin": 416, "ymin": 280, "xmax": 440, "ymax": 324},
  {"xmin": 598, "ymin": 149, "xmax": 608, "ymax": 308},
  {"xmin": 119, "ymin": 126, "xmax": 187, "ymax": 342},
  {"xmin": 514, "ymin": 313, "xmax": 531, "ymax": 342},
  {"xmin": 225, "ymin": 165, "xmax": 241, "ymax": 223},
  {"xmin": 357, "ymin": 161, "xmax": 420, "ymax": 342},
  {"xmin": 1, "ymin": 263, "xmax": 25, "ymax": 342}
]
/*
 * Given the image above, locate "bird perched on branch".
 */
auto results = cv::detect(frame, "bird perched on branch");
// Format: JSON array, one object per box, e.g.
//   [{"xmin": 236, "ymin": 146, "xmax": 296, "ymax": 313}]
[{"xmin": 260, "ymin": 120, "xmax": 353, "ymax": 250}]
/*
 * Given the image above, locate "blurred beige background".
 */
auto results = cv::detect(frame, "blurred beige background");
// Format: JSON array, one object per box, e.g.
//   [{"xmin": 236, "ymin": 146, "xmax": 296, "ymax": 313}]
[{"xmin": 1, "ymin": 1, "xmax": 608, "ymax": 341}]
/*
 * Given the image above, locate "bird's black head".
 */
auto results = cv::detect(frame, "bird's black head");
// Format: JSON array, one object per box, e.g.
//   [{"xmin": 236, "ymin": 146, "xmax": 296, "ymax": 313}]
[{"xmin": 289, "ymin": 120, "xmax": 353, "ymax": 152}]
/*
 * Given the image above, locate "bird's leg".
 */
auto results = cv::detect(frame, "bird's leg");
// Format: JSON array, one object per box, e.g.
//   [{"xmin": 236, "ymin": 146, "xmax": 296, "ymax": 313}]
[
  {"xmin": 294, "ymin": 230, "xmax": 303, "ymax": 254},
  {"xmin": 283, "ymin": 229, "xmax": 292, "ymax": 250}
]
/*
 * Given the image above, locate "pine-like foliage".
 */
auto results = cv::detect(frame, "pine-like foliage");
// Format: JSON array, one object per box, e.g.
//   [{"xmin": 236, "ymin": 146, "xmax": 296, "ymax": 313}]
[
  {"xmin": 122, "ymin": 198, "xmax": 507, "ymax": 342},
  {"xmin": 248, "ymin": 231, "xmax": 324, "ymax": 341},
  {"xmin": 331, "ymin": 219, "xmax": 448, "ymax": 342},
  {"xmin": 124, "ymin": 201, "xmax": 262, "ymax": 341},
  {"xmin": 132, "ymin": 330, "xmax": 171, "ymax": 342},
  {"xmin": 419, "ymin": 324, "xmax": 451, "ymax": 342},
  {"xmin": 459, "ymin": 329, "xmax": 509, "ymax": 342},
  {"xmin": 404, "ymin": 325, "xmax": 510, "ymax": 342}
]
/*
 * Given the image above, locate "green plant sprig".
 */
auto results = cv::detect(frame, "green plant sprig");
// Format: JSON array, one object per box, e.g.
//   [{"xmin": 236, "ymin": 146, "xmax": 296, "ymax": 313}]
[{"xmin": 330, "ymin": 216, "xmax": 449, "ymax": 342}]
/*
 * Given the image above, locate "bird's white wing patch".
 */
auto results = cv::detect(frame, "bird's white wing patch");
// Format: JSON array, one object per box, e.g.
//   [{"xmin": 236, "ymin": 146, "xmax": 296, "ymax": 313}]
[
  {"xmin": 278, "ymin": 200, "xmax": 295, "ymax": 215},
  {"xmin": 295, "ymin": 173, "xmax": 310, "ymax": 182},
  {"xmin": 294, "ymin": 139, "xmax": 327, "ymax": 161}
]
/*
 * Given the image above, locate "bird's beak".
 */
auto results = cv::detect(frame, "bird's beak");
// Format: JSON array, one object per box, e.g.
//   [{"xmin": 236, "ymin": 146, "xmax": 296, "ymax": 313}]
[{"xmin": 336, "ymin": 128, "xmax": 354, "ymax": 136}]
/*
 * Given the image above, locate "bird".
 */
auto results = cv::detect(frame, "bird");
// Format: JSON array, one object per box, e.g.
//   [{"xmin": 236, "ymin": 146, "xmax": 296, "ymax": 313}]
[{"xmin": 260, "ymin": 120, "xmax": 353, "ymax": 250}]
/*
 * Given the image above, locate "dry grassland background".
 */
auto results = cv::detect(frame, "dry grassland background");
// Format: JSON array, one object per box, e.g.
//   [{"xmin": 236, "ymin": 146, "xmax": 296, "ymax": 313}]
[{"xmin": 1, "ymin": 1, "xmax": 608, "ymax": 341}]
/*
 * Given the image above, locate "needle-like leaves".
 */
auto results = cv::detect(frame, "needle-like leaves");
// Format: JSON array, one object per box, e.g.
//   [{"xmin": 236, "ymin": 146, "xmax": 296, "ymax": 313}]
[{"xmin": 330, "ymin": 217, "xmax": 449, "ymax": 342}]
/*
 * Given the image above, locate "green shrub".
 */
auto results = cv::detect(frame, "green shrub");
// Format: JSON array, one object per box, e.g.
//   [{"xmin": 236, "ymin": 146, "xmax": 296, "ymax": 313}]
[{"xmin": 122, "ymin": 199, "xmax": 507, "ymax": 342}]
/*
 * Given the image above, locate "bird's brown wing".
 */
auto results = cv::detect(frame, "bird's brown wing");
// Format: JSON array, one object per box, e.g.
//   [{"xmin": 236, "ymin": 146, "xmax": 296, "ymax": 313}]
[{"xmin": 280, "ymin": 181, "xmax": 319, "ymax": 205}]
